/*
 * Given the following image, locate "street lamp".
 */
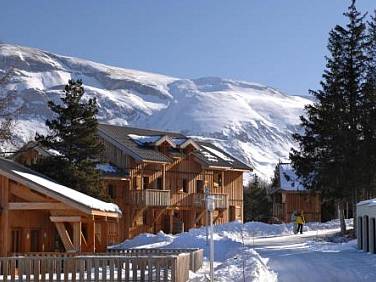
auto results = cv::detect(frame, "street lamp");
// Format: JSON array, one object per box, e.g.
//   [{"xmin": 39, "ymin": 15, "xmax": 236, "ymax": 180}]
[{"xmin": 206, "ymin": 195, "xmax": 215, "ymax": 282}]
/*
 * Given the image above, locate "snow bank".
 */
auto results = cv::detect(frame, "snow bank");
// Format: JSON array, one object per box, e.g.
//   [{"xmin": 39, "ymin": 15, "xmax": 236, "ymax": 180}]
[{"xmin": 112, "ymin": 219, "xmax": 352, "ymax": 281}]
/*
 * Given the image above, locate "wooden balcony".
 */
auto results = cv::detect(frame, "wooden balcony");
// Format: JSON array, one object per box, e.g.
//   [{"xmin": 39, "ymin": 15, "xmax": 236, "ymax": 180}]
[
  {"xmin": 126, "ymin": 189, "xmax": 170, "ymax": 207},
  {"xmin": 171, "ymin": 193, "xmax": 194, "ymax": 207},
  {"xmin": 192, "ymin": 193, "xmax": 229, "ymax": 210}
]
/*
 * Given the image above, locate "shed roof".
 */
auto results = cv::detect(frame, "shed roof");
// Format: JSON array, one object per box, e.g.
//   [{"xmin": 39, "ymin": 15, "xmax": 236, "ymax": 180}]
[
  {"xmin": 357, "ymin": 198, "xmax": 376, "ymax": 207},
  {"xmin": 0, "ymin": 158, "xmax": 121, "ymax": 217}
]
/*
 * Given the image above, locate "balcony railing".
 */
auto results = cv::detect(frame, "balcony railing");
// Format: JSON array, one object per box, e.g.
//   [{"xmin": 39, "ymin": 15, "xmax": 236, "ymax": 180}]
[
  {"xmin": 126, "ymin": 189, "xmax": 171, "ymax": 207},
  {"xmin": 192, "ymin": 193, "xmax": 229, "ymax": 210}
]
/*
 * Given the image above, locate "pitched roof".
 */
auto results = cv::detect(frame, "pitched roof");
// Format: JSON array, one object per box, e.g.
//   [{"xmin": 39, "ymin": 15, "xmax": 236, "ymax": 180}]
[
  {"xmin": 98, "ymin": 124, "xmax": 181, "ymax": 163},
  {"xmin": 278, "ymin": 163, "xmax": 305, "ymax": 191},
  {"xmin": 0, "ymin": 158, "xmax": 121, "ymax": 217},
  {"xmin": 98, "ymin": 123, "xmax": 252, "ymax": 171},
  {"xmin": 193, "ymin": 141, "xmax": 251, "ymax": 171}
]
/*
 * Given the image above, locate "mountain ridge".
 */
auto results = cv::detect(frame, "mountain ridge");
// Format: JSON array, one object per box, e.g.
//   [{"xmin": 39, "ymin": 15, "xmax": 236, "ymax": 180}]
[{"xmin": 0, "ymin": 43, "xmax": 311, "ymax": 180}]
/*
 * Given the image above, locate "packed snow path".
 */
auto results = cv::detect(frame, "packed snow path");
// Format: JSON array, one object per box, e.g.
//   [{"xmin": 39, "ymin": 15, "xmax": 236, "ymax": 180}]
[{"xmin": 253, "ymin": 229, "xmax": 376, "ymax": 282}]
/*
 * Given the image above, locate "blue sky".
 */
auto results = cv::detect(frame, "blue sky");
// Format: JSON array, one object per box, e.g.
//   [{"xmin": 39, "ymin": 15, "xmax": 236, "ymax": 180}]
[{"xmin": 1, "ymin": 0, "xmax": 375, "ymax": 95}]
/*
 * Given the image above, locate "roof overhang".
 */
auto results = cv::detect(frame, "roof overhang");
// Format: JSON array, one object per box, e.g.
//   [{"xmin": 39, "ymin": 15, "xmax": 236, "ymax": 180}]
[
  {"xmin": 0, "ymin": 168, "xmax": 121, "ymax": 218},
  {"xmin": 97, "ymin": 129, "xmax": 145, "ymax": 161}
]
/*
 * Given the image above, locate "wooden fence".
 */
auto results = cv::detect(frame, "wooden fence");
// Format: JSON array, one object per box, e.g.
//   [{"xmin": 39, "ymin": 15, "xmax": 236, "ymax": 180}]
[
  {"xmin": 107, "ymin": 249, "xmax": 203, "ymax": 272},
  {"xmin": 0, "ymin": 253, "xmax": 190, "ymax": 282}
]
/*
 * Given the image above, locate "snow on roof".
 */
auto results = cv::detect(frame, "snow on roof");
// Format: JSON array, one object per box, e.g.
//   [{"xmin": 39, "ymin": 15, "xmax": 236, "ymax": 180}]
[
  {"xmin": 357, "ymin": 198, "xmax": 376, "ymax": 207},
  {"xmin": 279, "ymin": 163, "xmax": 305, "ymax": 191},
  {"xmin": 96, "ymin": 163, "xmax": 117, "ymax": 173},
  {"xmin": 171, "ymin": 138, "xmax": 188, "ymax": 146},
  {"xmin": 12, "ymin": 170, "xmax": 121, "ymax": 214},
  {"xmin": 201, "ymin": 145, "xmax": 234, "ymax": 163},
  {"xmin": 128, "ymin": 134, "xmax": 162, "ymax": 145},
  {"xmin": 200, "ymin": 150, "xmax": 218, "ymax": 162}
]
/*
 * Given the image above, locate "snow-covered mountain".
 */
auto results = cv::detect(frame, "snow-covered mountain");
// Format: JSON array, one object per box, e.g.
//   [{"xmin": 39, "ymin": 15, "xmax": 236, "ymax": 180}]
[{"xmin": 0, "ymin": 43, "xmax": 311, "ymax": 180}]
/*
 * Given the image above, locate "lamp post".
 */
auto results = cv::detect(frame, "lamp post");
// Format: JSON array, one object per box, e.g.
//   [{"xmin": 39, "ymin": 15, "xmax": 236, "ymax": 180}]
[{"xmin": 206, "ymin": 195, "xmax": 215, "ymax": 282}]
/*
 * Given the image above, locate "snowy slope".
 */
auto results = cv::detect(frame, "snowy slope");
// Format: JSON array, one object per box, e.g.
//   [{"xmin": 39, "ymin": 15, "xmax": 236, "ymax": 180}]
[{"xmin": 0, "ymin": 43, "xmax": 311, "ymax": 180}]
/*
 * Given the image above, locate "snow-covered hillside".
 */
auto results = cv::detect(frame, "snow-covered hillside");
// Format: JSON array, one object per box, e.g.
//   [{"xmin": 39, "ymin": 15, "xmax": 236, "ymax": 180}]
[{"xmin": 0, "ymin": 43, "xmax": 311, "ymax": 180}]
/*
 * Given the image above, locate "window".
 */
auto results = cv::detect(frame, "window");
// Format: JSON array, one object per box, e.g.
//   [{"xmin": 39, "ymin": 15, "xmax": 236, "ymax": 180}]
[
  {"xmin": 143, "ymin": 177, "xmax": 149, "ymax": 190},
  {"xmin": 11, "ymin": 229, "xmax": 22, "ymax": 253},
  {"xmin": 108, "ymin": 184, "xmax": 116, "ymax": 199},
  {"xmin": 157, "ymin": 177, "xmax": 163, "ymax": 190},
  {"xmin": 214, "ymin": 172, "xmax": 222, "ymax": 188},
  {"xmin": 30, "ymin": 230, "xmax": 40, "ymax": 252},
  {"xmin": 196, "ymin": 180, "xmax": 204, "ymax": 193},
  {"xmin": 183, "ymin": 179, "xmax": 189, "ymax": 193}
]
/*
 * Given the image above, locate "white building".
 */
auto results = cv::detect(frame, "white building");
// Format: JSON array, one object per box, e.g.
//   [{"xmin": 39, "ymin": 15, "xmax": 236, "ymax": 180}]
[{"xmin": 357, "ymin": 199, "xmax": 376, "ymax": 253}]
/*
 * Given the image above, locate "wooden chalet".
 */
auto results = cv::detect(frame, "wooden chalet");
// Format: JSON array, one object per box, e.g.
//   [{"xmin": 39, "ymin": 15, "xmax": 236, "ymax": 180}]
[
  {"xmin": 0, "ymin": 158, "xmax": 121, "ymax": 256},
  {"xmin": 271, "ymin": 163, "xmax": 321, "ymax": 223},
  {"xmin": 14, "ymin": 124, "xmax": 252, "ymax": 242}
]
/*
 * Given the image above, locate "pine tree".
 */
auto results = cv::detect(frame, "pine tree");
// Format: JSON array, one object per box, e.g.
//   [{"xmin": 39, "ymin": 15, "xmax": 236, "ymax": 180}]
[
  {"xmin": 243, "ymin": 175, "xmax": 272, "ymax": 222},
  {"xmin": 0, "ymin": 69, "xmax": 18, "ymax": 145},
  {"xmin": 290, "ymin": 0, "xmax": 368, "ymax": 234},
  {"xmin": 361, "ymin": 11, "xmax": 376, "ymax": 199},
  {"xmin": 34, "ymin": 79, "xmax": 105, "ymax": 198}
]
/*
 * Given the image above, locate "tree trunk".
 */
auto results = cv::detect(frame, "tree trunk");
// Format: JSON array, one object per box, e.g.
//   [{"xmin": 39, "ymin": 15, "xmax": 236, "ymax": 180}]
[
  {"xmin": 352, "ymin": 188, "xmax": 358, "ymax": 233},
  {"xmin": 339, "ymin": 201, "xmax": 346, "ymax": 235}
]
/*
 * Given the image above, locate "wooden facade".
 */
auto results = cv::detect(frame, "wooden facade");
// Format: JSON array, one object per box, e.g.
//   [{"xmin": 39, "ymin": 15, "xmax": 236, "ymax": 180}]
[
  {"xmin": 13, "ymin": 124, "xmax": 251, "ymax": 244},
  {"xmin": 99, "ymin": 138, "xmax": 246, "ymax": 240},
  {"xmin": 0, "ymin": 159, "xmax": 121, "ymax": 256},
  {"xmin": 271, "ymin": 163, "xmax": 321, "ymax": 223},
  {"xmin": 272, "ymin": 191, "xmax": 321, "ymax": 223}
]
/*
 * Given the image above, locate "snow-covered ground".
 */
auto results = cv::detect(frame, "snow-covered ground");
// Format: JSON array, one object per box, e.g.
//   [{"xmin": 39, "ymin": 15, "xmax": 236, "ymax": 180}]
[{"xmin": 110, "ymin": 219, "xmax": 362, "ymax": 282}]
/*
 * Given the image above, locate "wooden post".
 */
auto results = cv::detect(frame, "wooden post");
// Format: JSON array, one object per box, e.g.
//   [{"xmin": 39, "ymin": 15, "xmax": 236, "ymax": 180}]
[
  {"xmin": 141, "ymin": 163, "xmax": 144, "ymax": 190},
  {"xmin": 162, "ymin": 164, "xmax": 166, "ymax": 190},
  {"xmin": 221, "ymin": 171, "xmax": 225, "ymax": 194},
  {"xmin": 102, "ymin": 218, "xmax": 109, "ymax": 252},
  {"xmin": 0, "ymin": 176, "xmax": 10, "ymax": 256},
  {"xmin": 73, "ymin": 221, "xmax": 82, "ymax": 252},
  {"xmin": 87, "ymin": 217, "xmax": 96, "ymax": 253},
  {"xmin": 169, "ymin": 210, "xmax": 174, "ymax": 234}
]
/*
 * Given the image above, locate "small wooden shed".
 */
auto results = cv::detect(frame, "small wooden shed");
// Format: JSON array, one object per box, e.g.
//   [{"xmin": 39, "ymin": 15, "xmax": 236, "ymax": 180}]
[
  {"xmin": 0, "ymin": 158, "xmax": 121, "ymax": 256},
  {"xmin": 357, "ymin": 199, "xmax": 376, "ymax": 253},
  {"xmin": 271, "ymin": 163, "xmax": 321, "ymax": 223}
]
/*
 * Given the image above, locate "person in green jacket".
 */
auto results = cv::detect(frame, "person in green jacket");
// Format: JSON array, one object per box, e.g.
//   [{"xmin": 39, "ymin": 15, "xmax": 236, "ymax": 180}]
[{"xmin": 295, "ymin": 210, "xmax": 305, "ymax": 234}]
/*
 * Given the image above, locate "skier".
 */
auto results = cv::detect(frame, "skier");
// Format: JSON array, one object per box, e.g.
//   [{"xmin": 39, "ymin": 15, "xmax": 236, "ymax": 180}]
[
  {"xmin": 296, "ymin": 210, "xmax": 305, "ymax": 234},
  {"xmin": 291, "ymin": 210, "xmax": 298, "ymax": 234}
]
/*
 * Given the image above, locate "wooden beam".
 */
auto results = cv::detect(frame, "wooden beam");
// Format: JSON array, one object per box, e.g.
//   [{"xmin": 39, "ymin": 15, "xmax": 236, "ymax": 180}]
[
  {"xmin": 149, "ymin": 209, "xmax": 165, "ymax": 232},
  {"xmin": 53, "ymin": 222, "xmax": 75, "ymax": 252},
  {"xmin": 10, "ymin": 183, "xmax": 53, "ymax": 202},
  {"xmin": 169, "ymin": 210, "xmax": 174, "ymax": 234},
  {"xmin": 195, "ymin": 209, "xmax": 206, "ymax": 225},
  {"xmin": 72, "ymin": 222, "xmax": 82, "ymax": 252},
  {"xmin": 87, "ymin": 218, "xmax": 96, "ymax": 253},
  {"xmin": 0, "ymin": 176, "xmax": 9, "ymax": 256},
  {"xmin": 162, "ymin": 164, "xmax": 166, "ymax": 190},
  {"xmin": 9, "ymin": 202, "xmax": 69, "ymax": 210},
  {"xmin": 50, "ymin": 216, "xmax": 81, "ymax": 223},
  {"xmin": 90, "ymin": 210, "xmax": 121, "ymax": 218}
]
